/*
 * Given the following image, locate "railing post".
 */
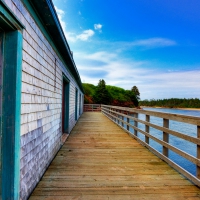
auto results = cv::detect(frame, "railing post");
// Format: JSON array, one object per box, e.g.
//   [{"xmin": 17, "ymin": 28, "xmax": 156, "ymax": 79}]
[
  {"xmin": 134, "ymin": 113, "xmax": 138, "ymax": 136},
  {"xmin": 127, "ymin": 112, "xmax": 129, "ymax": 131},
  {"xmin": 122, "ymin": 111, "xmax": 124, "ymax": 127},
  {"xmin": 115, "ymin": 109, "xmax": 117, "ymax": 122},
  {"xmin": 145, "ymin": 115, "xmax": 150, "ymax": 144},
  {"xmin": 117, "ymin": 109, "xmax": 119, "ymax": 124},
  {"xmin": 197, "ymin": 125, "xmax": 200, "ymax": 179},
  {"xmin": 163, "ymin": 118, "xmax": 169, "ymax": 157}
]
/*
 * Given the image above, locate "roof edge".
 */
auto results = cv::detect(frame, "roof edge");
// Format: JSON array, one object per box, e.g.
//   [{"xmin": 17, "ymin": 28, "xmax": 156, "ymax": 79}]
[{"xmin": 27, "ymin": 0, "xmax": 84, "ymax": 92}]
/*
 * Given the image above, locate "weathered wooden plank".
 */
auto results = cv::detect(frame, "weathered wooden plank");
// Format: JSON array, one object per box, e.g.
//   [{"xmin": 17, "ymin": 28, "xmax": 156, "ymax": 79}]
[
  {"xmin": 30, "ymin": 195, "xmax": 200, "ymax": 200},
  {"xmin": 29, "ymin": 112, "xmax": 200, "ymax": 199},
  {"xmin": 43, "ymin": 168, "xmax": 180, "ymax": 176},
  {"xmin": 31, "ymin": 186, "xmax": 200, "ymax": 195},
  {"xmin": 30, "ymin": 188, "xmax": 200, "ymax": 200},
  {"xmin": 41, "ymin": 173, "xmax": 184, "ymax": 179},
  {"xmin": 36, "ymin": 179, "xmax": 192, "ymax": 188}
]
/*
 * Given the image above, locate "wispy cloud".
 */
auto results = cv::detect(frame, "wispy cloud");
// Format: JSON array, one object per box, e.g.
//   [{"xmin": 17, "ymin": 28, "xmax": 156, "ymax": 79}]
[
  {"xmin": 94, "ymin": 24, "xmax": 103, "ymax": 32},
  {"xmin": 75, "ymin": 51, "xmax": 200, "ymax": 100},
  {"xmin": 90, "ymin": 37, "xmax": 177, "ymax": 53},
  {"xmin": 55, "ymin": 6, "xmax": 65, "ymax": 16},
  {"xmin": 55, "ymin": 6, "xmax": 94, "ymax": 42},
  {"xmin": 131, "ymin": 38, "xmax": 177, "ymax": 48},
  {"xmin": 76, "ymin": 30, "xmax": 95, "ymax": 41},
  {"xmin": 54, "ymin": 6, "xmax": 198, "ymax": 100}
]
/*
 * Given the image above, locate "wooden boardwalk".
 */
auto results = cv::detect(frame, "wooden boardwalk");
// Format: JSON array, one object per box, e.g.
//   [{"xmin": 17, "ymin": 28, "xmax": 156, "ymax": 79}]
[{"xmin": 30, "ymin": 112, "xmax": 200, "ymax": 200}]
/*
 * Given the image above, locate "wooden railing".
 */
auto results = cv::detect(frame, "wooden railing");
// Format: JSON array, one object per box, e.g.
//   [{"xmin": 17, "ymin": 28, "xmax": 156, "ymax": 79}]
[
  {"xmin": 101, "ymin": 105, "xmax": 200, "ymax": 187},
  {"xmin": 83, "ymin": 104, "xmax": 101, "ymax": 112}
]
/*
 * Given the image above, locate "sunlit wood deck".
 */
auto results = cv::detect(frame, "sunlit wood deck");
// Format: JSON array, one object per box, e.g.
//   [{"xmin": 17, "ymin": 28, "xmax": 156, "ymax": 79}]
[{"xmin": 30, "ymin": 112, "xmax": 200, "ymax": 200}]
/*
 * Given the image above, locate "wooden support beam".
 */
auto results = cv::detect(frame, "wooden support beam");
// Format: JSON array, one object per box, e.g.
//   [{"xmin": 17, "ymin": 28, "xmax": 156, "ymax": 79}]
[
  {"xmin": 197, "ymin": 125, "xmax": 200, "ymax": 179},
  {"xmin": 163, "ymin": 118, "xmax": 169, "ymax": 157},
  {"xmin": 127, "ymin": 112, "xmax": 129, "ymax": 131},
  {"xmin": 145, "ymin": 115, "xmax": 150, "ymax": 144},
  {"xmin": 134, "ymin": 113, "xmax": 138, "ymax": 136},
  {"xmin": 122, "ymin": 111, "xmax": 124, "ymax": 128}
]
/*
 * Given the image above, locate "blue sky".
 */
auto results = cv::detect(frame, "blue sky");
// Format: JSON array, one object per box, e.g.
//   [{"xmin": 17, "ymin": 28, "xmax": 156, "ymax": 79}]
[{"xmin": 52, "ymin": 0, "xmax": 200, "ymax": 100}]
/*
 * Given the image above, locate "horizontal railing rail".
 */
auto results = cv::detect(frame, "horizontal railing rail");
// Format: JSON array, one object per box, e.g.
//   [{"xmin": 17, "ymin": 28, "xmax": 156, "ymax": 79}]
[
  {"xmin": 101, "ymin": 105, "xmax": 200, "ymax": 187},
  {"xmin": 83, "ymin": 104, "xmax": 101, "ymax": 112}
]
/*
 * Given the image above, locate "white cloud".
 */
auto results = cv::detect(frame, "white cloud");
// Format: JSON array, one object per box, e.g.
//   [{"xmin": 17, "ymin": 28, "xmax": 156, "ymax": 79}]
[
  {"xmin": 76, "ymin": 29, "xmax": 95, "ymax": 41},
  {"xmin": 55, "ymin": 6, "xmax": 76, "ymax": 42},
  {"xmin": 94, "ymin": 24, "xmax": 103, "ymax": 32},
  {"xmin": 107, "ymin": 38, "xmax": 177, "ymax": 52},
  {"xmin": 55, "ymin": 6, "xmax": 65, "ymax": 16},
  {"xmin": 81, "ymin": 51, "xmax": 117, "ymax": 63},
  {"xmin": 74, "ymin": 51, "xmax": 200, "ymax": 100},
  {"xmin": 55, "ymin": 6, "xmax": 94, "ymax": 42},
  {"xmin": 88, "ymin": 37, "xmax": 177, "ymax": 54},
  {"xmin": 53, "ymin": 6, "xmax": 198, "ymax": 100}
]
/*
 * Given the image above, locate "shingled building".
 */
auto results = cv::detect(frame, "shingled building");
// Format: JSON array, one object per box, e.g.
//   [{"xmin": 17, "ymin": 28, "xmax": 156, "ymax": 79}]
[{"xmin": 0, "ymin": 0, "xmax": 84, "ymax": 199}]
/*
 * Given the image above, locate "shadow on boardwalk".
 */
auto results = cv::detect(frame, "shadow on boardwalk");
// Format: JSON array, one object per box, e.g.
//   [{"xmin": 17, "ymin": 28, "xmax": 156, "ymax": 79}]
[{"xmin": 29, "ymin": 112, "xmax": 200, "ymax": 200}]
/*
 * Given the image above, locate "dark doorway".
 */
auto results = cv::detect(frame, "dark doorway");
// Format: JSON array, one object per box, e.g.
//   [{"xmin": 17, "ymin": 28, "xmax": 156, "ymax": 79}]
[
  {"xmin": 79, "ymin": 94, "xmax": 81, "ymax": 115},
  {"xmin": 75, "ymin": 89, "xmax": 78, "ymax": 120},
  {"xmin": 62, "ymin": 78, "xmax": 70, "ymax": 133}
]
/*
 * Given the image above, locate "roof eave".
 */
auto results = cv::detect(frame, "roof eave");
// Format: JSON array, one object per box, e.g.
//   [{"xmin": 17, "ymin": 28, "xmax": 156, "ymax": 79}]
[{"xmin": 28, "ymin": 0, "xmax": 84, "ymax": 92}]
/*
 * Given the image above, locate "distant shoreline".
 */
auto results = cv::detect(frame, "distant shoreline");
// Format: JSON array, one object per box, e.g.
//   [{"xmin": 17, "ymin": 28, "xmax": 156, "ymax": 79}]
[
  {"xmin": 141, "ymin": 106, "xmax": 200, "ymax": 111},
  {"xmin": 175, "ymin": 108, "xmax": 200, "ymax": 111}
]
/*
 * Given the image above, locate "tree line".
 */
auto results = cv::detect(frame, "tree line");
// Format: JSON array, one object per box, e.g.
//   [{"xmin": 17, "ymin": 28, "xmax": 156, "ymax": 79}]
[
  {"xmin": 140, "ymin": 98, "xmax": 200, "ymax": 108},
  {"xmin": 83, "ymin": 79, "xmax": 140, "ymax": 107},
  {"xmin": 83, "ymin": 80, "xmax": 200, "ymax": 108}
]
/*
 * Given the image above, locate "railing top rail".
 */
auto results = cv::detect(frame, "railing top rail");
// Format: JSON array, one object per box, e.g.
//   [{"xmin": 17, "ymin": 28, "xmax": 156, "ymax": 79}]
[
  {"xmin": 84, "ymin": 104, "xmax": 101, "ymax": 106},
  {"xmin": 102, "ymin": 105, "xmax": 200, "ymax": 126},
  {"xmin": 83, "ymin": 104, "xmax": 101, "ymax": 112}
]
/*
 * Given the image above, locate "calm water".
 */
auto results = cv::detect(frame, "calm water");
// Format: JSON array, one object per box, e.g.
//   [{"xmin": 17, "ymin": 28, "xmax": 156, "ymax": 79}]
[{"xmin": 128, "ymin": 108, "xmax": 200, "ymax": 176}]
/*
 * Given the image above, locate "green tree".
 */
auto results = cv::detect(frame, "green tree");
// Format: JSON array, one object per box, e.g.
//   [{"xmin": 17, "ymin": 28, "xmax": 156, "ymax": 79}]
[
  {"xmin": 93, "ymin": 79, "xmax": 111, "ymax": 104},
  {"xmin": 139, "ymin": 98, "xmax": 200, "ymax": 108},
  {"xmin": 82, "ymin": 83, "xmax": 96, "ymax": 96},
  {"xmin": 131, "ymin": 86, "xmax": 140, "ymax": 100},
  {"xmin": 125, "ymin": 90, "xmax": 139, "ymax": 107}
]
